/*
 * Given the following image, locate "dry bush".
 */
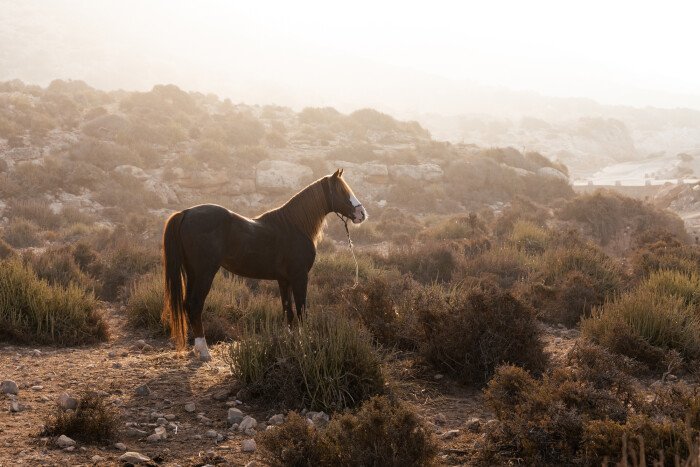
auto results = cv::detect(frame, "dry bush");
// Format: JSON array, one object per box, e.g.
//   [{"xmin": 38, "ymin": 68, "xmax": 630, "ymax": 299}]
[
  {"xmin": 193, "ymin": 139, "xmax": 229, "ymax": 167},
  {"xmin": 23, "ymin": 246, "xmax": 95, "ymax": 291},
  {"xmin": 493, "ymin": 196, "xmax": 552, "ymax": 238},
  {"xmin": 558, "ymin": 190, "xmax": 688, "ymax": 247},
  {"xmin": 225, "ymin": 309, "xmax": 383, "ymax": 411},
  {"xmin": 373, "ymin": 207, "xmax": 423, "ymax": 242},
  {"xmin": 509, "ymin": 219, "xmax": 550, "ymax": 254},
  {"xmin": 309, "ymin": 252, "xmax": 378, "ymax": 306},
  {"xmin": 461, "ymin": 245, "xmax": 532, "ymax": 289},
  {"xmin": 630, "ymin": 234, "xmax": 700, "ymax": 278},
  {"xmin": 519, "ymin": 244, "xmax": 624, "ymax": 326},
  {"xmin": 378, "ymin": 242, "xmax": 462, "ymax": 284},
  {"xmin": 42, "ymin": 392, "xmax": 119, "ymax": 443},
  {"xmin": 582, "ymin": 287, "xmax": 700, "ymax": 370},
  {"xmin": 2, "ymin": 217, "xmax": 41, "ymax": 248},
  {"xmin": 421, "ymin": 212, "xmax": 489, "ymax": 241},
  {"xmin": 0, "ymin": 258, "xmax": 107, "ymax": 345},
  {"xmin": 257, "ymin": 396, "xmax": 437, "ymax": 467},
  {"xmin": 8, "ymin": 199, "xmax": 63, "ymax": 229},
  {"xmin": 417, "ymin": 283, "xmax": 546, "ymax": 384},
  {"xmin": 0, "ymin": 236, "xmax": 14, "ymax": 259}
]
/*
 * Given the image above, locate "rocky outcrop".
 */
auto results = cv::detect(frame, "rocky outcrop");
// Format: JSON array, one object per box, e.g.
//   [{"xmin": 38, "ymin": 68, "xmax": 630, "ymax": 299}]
[
  {"xmin": 256, "ymin": 160, "xmax": 313, "ymax": 193},
  {"xmin": 389, "ymin": 163, "xmax": 443, "ymax": 182},
  {"xmin": 332, "ymin": 160, "xmax": 389, "ymax": 184}
]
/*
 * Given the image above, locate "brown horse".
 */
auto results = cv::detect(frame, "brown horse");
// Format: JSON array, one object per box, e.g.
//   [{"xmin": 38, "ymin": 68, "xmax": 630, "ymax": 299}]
[{"xmin": 162, "ymin": 169, "xmax": 367, "ymax": 360}]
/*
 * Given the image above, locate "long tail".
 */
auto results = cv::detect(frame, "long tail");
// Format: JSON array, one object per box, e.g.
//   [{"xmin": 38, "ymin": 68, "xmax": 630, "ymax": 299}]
[{"xmin": 162, "ymin": 211, "xmax": 188, "ymax": 349}]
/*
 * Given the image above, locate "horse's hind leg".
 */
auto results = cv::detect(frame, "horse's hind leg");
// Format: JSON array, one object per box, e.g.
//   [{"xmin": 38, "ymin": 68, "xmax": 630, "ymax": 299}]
[
  {"xmin": 185, "ymin": 267, "xmax": 218, "ymax": 361},
  {"xmin": 278, "ymin": 279, "xmax": 294, "ymax": 326}
]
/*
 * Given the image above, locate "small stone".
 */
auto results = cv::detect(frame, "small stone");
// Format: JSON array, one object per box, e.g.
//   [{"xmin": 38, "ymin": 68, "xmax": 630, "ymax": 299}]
[
  {"xmin": 80, "ymin": 446, "xmax": 87, "ymax": 452},
  {"xmin": 164, "ymin": 413, "xmax": 176, "ymax": 421},
  {"xmin": 126, "ymin": 427, "xmax": 148, "ymax": 437},
  {"xmin": 184, "ymin": 402, "xmax": 196, "ymax": 412},
  {"xmin": 268, "ymin": 414, "xmax": 284, "ymax": 425},
  {"xmin": 465, "ymin": 417, "xmax": 481, "ymax": 432},
  {"xmin": 554, "ymin": 337, "xmax": 562, "ymax": 344},
  {"xmin": 241, "ymin": 438, "xmax": 256, "ymax": 453},
  {"xmin": 118, "ymin": 451, "xmax": 151, "ymax": 464},
  {"xmin": 1, "ymin": 380, "xmax": 18, "ymax": 395},
  {"xmin": 238, "ymin": 416, "xmax": 257, "ymax": 432},
  {"xmin": 434, "ymin": 413, "xmax": 447, "ymax": 425},
  {"xmin": 134, "ymin": 339, "xmax": 151, "ymax": 351},
  {"xmin": 667, "ymin": 374, "xmax": 678, "ymax": 381},
  {"xmin": 205, "ymin": 429, "xmax": 219, "ymax": 439},
  {"xmin": 156, "ymin": 417, "xmax": 167, "ymax": 425},
  {"xmin": 434, "ymin": 374, "xmax": 444, "ymax": 380},
  {"xmin": 245, "ymin": 462, "xmax": 259, "ymax": 467},
  {"xmin": 56, "ymin": 435, "xmax": 76, "ymax": 448},
  {"xmin": 9, "ymin": 400, "xmax": 22, "ymax": 412},
  {"xmin": 244, "ymin": 428, "xmax": 256, "ymax": 436},
  {"xmin": 108, "ymin": 351, "xmax": 117, "ymax": 358},
  {"xmin": 212, "ymin": 391, "xmax": 229, "ymax": 401},
  {"xmin": 114, "ymin": 442, "xmax": 127, "ymax": 451},
  {"xmin": 32, "ymin": 349, "xmax": 41, "ymax": 356},
  {"xmin": 112, "ymin": 362, "xmax": 122, "ymax": 369},
  {"xmin": 146, "ymin": 433, "xmax": 162, "ymax": 443},
  {"xmin": 134, "ymin": 384, "xmax": 150, "ymax": 397},
  {"xmin": 63, "ymin": 446, "xmax": 75, "ymax": 452},
  {"xmin": 58, "ymin": 393, "xmax": 78, "ymax": 411},
  {"xmin": 440, "ymin": 429, "xmax": 460, "ymax": 440},
  {"xmin": 228, "ymin": 408, "xmax": 244, "ymax": 425},
  {"xmin": 197, "ymin": 414, "xmax": 213, "ymax": 425},
  {"xmin": 91, "ymin": 455, "xmax": 104, "ymax": 462},
  {"xmin": 311, "ymin": 411, "xmax": 329, "ymax": 428},
  {"xmin": 30, "ymin": 385, "xmax": 43, "ymax": 391},
  {"xmin": 229, "ymin": 423, "xmax": 239, "ymax": 432}
]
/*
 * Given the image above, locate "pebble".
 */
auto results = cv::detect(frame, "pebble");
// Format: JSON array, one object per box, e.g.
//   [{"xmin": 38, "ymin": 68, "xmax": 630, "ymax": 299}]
[
  {"xmin": 112, "ymin": 362, "xmax": 122, "ymax": 369},
  {"xmin": 268, "ymin": 414, "xmax": 284, "ymax": 425},
  {"xmin": 238, "ymin": 416, "xmax": 257, "ymax": 432},
  {"xmin": 56, "ymin": 435, "xmax": 76, "ymax": 448},
  {"xmin": 245, "ymin": 462, "xmax": 259, "ymax": 467},
  {"xmin": 58, "ymin": 393, "xmax": 78, "ymax": 411},
  {"xmin": 156, "ymin": 417, "xmax": 168, "ymax": 425},
  {"xmin": 434, "ymin": 374, "xmax": 444, "ymax": 380},
  {"xmin": 126, "ymin": 427, "xmax": 148, "ymax": 437},
  {"xmin": 108, "ymin": 351, "xmax": 117, "ymax": 358},
  {"xmin": 31, "ymin": 349, "xmax": 42, "ymax": 357},
  {"xmin": 114, "ymin": 442, "xmax": 127, "ymax": 451},
  {"xmin": 434, "ymin": 413, "xmax": 447, "ymax": 425},
  {"xmin": 133, "ymin": 339, "xmax": 152, "ymax": 351},
  {"xmin": 118, "ymin": 451, "xmax": 151, "ymax": 464},
  {"xmin": 9, "ymin": 400, "xmax": 22, "ymax": 412},
  {"xmin": 311, "ymin": 411, "xmax": 329, "ymax": 428},
  {"xmin": 205, "ymin": 429, "xmax": 219, "ymax": 439},
  {"xmin": 197, "ymin": 414, "xmax": 213, "ymax": 425},
  {"xmin": 440, "ymin": 429, "xmax": 460, "ymax": 440},
  {"xmin": 184, "ymin": 402, "xmax": 196, "ymax": 412},
  {"xmin": 91, "ymin": 455, "xmax": 104, "ymax": 462},
  {"xmin": 484, "ymin": 419, "xmax": 500, "ymax": 432},
  {"xmin": 134, "ymin": 385, "xmax": 151, "ymax": 397},
  {"xmin": 241, "ymin": 438, "xmax": 256, "ymax": 453},
  {"xmin": 1, "ymin": 380, "xmax": 18, "ymax": 395},
  {"xmin": 212, "ymin": 391, "xmax": 229, "ymax": 402},
  {"xmin": 228, "ymin": 408, "xmax": 244, "ymax": 425},
  {"xmin": 165, "ymin": 414, "xmax": 176, "ymax": 421},
  {"xmin": 30, "ymin": 385, "xmax": 43, "ymax": 391}
]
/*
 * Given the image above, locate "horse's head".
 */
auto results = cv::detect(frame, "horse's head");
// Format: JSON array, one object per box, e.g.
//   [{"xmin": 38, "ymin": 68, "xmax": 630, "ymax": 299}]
[{"xmin": 326, "ymin": 169, "xmax": 368, "ymax": 224}]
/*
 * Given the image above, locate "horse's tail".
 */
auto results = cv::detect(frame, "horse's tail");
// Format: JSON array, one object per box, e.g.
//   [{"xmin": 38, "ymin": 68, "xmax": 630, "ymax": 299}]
[{"xmin": 162, "ymin": 211, "xmax": 188, "ymax": 350}]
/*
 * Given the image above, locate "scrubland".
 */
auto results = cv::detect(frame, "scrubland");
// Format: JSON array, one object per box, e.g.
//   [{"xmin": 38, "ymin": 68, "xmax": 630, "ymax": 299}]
[{"xmin": 0, "ymin": 80, "xmax": 699, "ymax": 465}]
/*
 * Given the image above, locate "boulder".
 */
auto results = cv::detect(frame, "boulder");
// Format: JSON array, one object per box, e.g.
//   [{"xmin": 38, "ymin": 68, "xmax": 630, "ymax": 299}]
[
  {"xmin": 389, "ymin": 163, "xmax": 443, "ymax": 182},
  {"xmin": 241, "ymin": 438, "xmax": 257, "ymax": 453},
  {"xmin": 228, "ymin": 408, "xmax": 244, "ymax": 425},
  {"xmin": 256, "ymin": 160, "xmax": 313, "ymax": 193}
]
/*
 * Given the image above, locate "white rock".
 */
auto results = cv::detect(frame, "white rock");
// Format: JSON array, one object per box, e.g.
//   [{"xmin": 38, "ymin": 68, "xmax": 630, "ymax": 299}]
[
  {"xmin": 256, "ymin": 160, "xmax": 313, "ymax": 192},
  {"xmin": 440, "ymin": 429, "xmax": 460, "ymax": 440},
  {"xmin": 118, "ymin": 452, "xmax": 151, "ymax": 464},
  {"xmin": 238, "ymin": 416, "xmax": 257, "ymax": 432},
  {"xmin": 114, "ymin": 442, "xmax": 127, "ymax": 451},
  {"xmin": 1, "ymin": 380, "xmax": 18, "ymax": 395},
  {"xmin": 91, "ymin": 455, "xmax": 105, "ymax": 462},
  {"xmin": 268, "ymin": 414, "xmax": 284, "ymax": 425},
  {"xmin": 56, "ymin": 435, "xmax": 76, "ymax": 448},
  {"xmin": 241, "ymin": 438, "xmax": 257, "ymax": 453},
  {"xmin": 184, "ymin": 402, "xmax": 196, "ymax": 412},
  {"xmin": 228, "ymin": 407, "xmax": 244, "ymax": 425}
]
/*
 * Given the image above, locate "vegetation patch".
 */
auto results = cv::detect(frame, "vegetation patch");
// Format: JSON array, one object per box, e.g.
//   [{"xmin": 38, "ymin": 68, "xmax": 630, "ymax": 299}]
[{"xmin": 42, "ymin": 392, "xmax": 119, "ymax": 443}]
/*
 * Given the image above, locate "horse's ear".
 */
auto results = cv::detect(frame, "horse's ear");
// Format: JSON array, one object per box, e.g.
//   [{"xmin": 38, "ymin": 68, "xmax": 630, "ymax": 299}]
[
  {"xmin": 332, "ymin": 169, "xmax": 341, "ymax": 178},
  {"xmin": 339, "ymin": 168, "xmax": 344, "ymax": 177}
]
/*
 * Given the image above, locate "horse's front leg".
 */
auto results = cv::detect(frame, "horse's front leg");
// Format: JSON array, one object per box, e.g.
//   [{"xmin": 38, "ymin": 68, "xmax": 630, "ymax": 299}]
[
  {"xmin": 291, "ymin": 273, "xmax": 308, "ymax": 323},
  {"xmin": 277, "ymin": 279, "xmax": 294, "ymax": 326}
]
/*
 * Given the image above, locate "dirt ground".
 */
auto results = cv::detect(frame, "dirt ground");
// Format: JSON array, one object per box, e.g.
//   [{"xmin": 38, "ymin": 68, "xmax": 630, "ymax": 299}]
[{"xmin": 0, "ymin": 307, "xmax": 578, "ymax": 466}]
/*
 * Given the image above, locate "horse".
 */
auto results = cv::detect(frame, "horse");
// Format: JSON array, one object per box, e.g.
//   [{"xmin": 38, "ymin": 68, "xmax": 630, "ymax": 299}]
[{"xmin": 161, "ymin": 169, "xmax": 367, "ymax": 360}]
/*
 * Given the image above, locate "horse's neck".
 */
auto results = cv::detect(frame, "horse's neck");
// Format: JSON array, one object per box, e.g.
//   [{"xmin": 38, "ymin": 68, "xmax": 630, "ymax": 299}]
[{"xmin": 267, "ymin": 183, "xmax": 329, "ymax": 244}]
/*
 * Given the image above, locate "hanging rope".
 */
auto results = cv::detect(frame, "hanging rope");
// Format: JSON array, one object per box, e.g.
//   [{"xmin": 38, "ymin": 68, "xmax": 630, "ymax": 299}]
[{"xmin": 336, "ymin": 212, "xmax": 359, "ymax": 289}]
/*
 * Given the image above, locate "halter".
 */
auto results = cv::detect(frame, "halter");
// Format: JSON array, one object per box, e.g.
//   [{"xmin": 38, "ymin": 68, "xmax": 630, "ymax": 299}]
[{"xmin": 323, "ymin": 177, "xmax": 360, "ymax": 288}]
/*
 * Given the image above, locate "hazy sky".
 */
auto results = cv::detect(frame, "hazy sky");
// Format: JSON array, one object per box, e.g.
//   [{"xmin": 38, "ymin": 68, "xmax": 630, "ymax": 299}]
[{"xmin": 2, "ymin": 0, "xmax": 700, "ymax": 114}]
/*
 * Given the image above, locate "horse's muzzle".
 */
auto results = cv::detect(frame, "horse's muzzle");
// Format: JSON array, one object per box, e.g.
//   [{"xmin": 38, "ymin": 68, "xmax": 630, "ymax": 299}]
[{"xmin": 352, "ymin": 205, "xmax": 367, "ymax": 224}]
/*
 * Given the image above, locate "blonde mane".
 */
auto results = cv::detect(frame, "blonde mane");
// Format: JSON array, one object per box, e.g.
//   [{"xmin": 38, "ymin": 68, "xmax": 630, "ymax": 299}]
[{"xmin": 258, "ymin": 178, "xmax": 332, "ymax": 245}]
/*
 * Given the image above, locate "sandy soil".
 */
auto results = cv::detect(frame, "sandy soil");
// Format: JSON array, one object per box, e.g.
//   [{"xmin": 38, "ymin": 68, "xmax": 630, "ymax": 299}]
[{"xmin": 0, "ymin": 306, "xmax": 579, "ymax": 466}]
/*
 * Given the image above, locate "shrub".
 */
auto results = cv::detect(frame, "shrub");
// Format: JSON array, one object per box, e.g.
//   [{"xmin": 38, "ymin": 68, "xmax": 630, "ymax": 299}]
[
  {"xmin": 421, "ymin": 213, "xmax": 489, "ymax": 241},
  {"xmin": 379, "ymin": 242, "xmax": 461, "ymax": 284},
  {"xmin": 509, "ymin": 220, "xmax": 550, "ymax": 254},
  {"xmin": 629, "ymin": 233, "xmax": 700, "ymax": 277},
  {"xmin": 0, "ymin": 258, "xmax": 107, "ymax": 345},
  {"xmin": 582, "ymin": 288, "xmax": 700, "ymax": 369},
  {"xmin": 42, "ymin": 392, "xmax": 119, "ymax": 443},
  {"xmin": 462, "ymin": 246, "xmax": 531, "ymax": 289},
  {"xmin": 23, "ymin": 246, "xmax": 95, "ymax": 291},
  {"xmin": 8, "ymin": 199, "xmax": 63, "ymax": 229},
  {"xmin": 641, "ymin": 269, "xmax": 700, "ymax": 307},
  {"xmin": 3, "ymin": 218, "xmax": 41, "ymax": 248},
  {"xmin": 417, "ymin": 284, "xmax": 546, "ymax": 384},
  {"xmin": 0, "ymin": 237, "xmax": 13, "ymax": 259},
  {"xmin": 257, "ymin": 396, "xmax": 437, "ymax": 467},
  {"xmin": 225, "ymin": 310, "xmax": 383, "ymax": 411}
]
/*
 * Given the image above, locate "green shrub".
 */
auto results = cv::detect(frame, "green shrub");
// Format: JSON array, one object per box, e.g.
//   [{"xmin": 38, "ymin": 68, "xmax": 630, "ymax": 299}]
[
  {"xmin": 42, "ymin": 392, "xmax": 119, "ymax": 443},
  {"xmin": 417, "ymin": 284, "xmax": 546, "ymax": 384},
  {"xmin": 510, "ymin": 220, "xmax": 550, "ymax": 254},
  {"xmin": 0, "ymin": 258, "xmax": 107, "ymax": 345},
  {"xmin": 642, "ymin": 269, "xmax": 700, "ymax": 307},
  {"xmin": 225, "ymin": 310, "xmax": 383, "ymax": 411},
  {"xmin": 257, "ymin": 396, "xmax": 437, "ymax": 467},
  {"xmin": 3, "ymin": 218, "xmax": 41, "ymax": 248},
  {"xmin": 582, "ymin": 288, "xmax": 700, "ymax": 369}
]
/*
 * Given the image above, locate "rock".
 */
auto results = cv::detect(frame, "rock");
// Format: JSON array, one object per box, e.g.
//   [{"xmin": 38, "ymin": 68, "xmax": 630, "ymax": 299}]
[
  {"xmin": 205, "ymin": 429, "xmax": 219, "ymax": 439},
  {"xmin": 31, "ymin": 349, "xmax": 41, "ymax": 357},
  {"xmin": 156, "ymin": 417, "xmax": 167, "ymax": 425},
  {"xmin": 465, "ymin": 417, "xmax": 481, "ymax": 432},
  {"xmin": 133, "ymin": 339, "xmax": 152, "ymax": 351},
  {"xmin": 90, "ymin": 455, "xmax": 104, "ymax": 462},
  {"xmin": 311, "ymin": 411, "xmax": 329, "ymax": 428},
  {"xmin": 197, "ymin": 414, "xmax": 213, "ymax": 425},
  {"xmin": 238, "ymin": 416, "xmax": 257, "ymax": 432},
  {"xmin": 1, "ymin": 380, "xmax": 18, "ymax": 395},
  {"xmin": 9, "ymin": 400, "xmax": 22, "ymax": 412},
  {"xmin": 244, "ymin": 462, "xmax": 259, "ymax": 467},
  {"xmin": 268, "ymin": 414, "xmax": 284, "ymax": 425},
  {"xmin": 144, "ymin": 178, "xmax": 179, "ymax": 204},
  {"xmin": 211, "ymin": 391, "xmax": 229, "ymax": 402},
  {"xmin": 134, "ymin": 384, "xmax": 151, "ymax": 397},
  {"xmin": 30, "ymin": 385, "xmax": 43, "ymax": 391},
  {"xmin": 115, "ymin": 164, "xmax": 148, "ymax": 179},
  {"xmin": 241, "ymin": 438, "xmax": 257, "ymax": 453},
  {"xmin": 164, "ymin": 414, "xmax": 176, "ymax": 421},
  {"xmin": 389, "ymin": 163, "xmax": 443, "ymax": 182},
  {"xmin": 433, "ymin": 374, "xmax": 444, "ymax": 380},
  {"xmin": 228, "ymin": 408, "xmax": 244, "ymax": 425},
  {"xmin": 536, "ymin": 166, "xmax": 569, "ymax": 182},
  {"xmin": 108, "ymin": 350, "xmax": 117, "ymax": 358},
  {"xmin": 126, "ymin": 427, "xmax": 148, "ymax": 437},
  {"xmin": 146, "ymin": 433, "xmax": 162, "ymax": 443},
  {"xmin": 112, "ymin": 362, "xmax": 122, "ymax": 369},
  {"xmin": 184, "ymin": 402, "xmax": 196, "ymax": 412},
  {"xmin": 434, "ymin": 413, "xmax": 447, "ymax": 425},
  {"xmin": 56, "ymin": 435, "xmax": 76, "ymax": 448},
  {"xmin": 114, "ymin": 442, "xmax": 127, "ymax": 451},
  {"xmin": 118, "ymin": 452, "xmax": 151, "ymax": 464},
  {"xmin": 440, "ymin": 429, "xmax": 460, "ymax": 440},
  {"xmin": 256, "ymin": 160, "xmax": 314, "ymax": 193},
  {"xmin": 57, "ymin": 393, "xmax": 78, "ymax": 411}
]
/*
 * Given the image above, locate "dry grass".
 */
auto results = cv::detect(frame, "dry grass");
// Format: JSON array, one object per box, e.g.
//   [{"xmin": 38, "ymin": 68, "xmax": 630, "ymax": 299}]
[{"xmin": 42, "ymin": 391, "xmax": 119, "ymax": 443}]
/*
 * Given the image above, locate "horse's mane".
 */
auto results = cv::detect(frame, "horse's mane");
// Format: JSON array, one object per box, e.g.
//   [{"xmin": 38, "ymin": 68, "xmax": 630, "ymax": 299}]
[{"xmin": 258, "ymin": 178, "xmax": 330, "ymax": 245}]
